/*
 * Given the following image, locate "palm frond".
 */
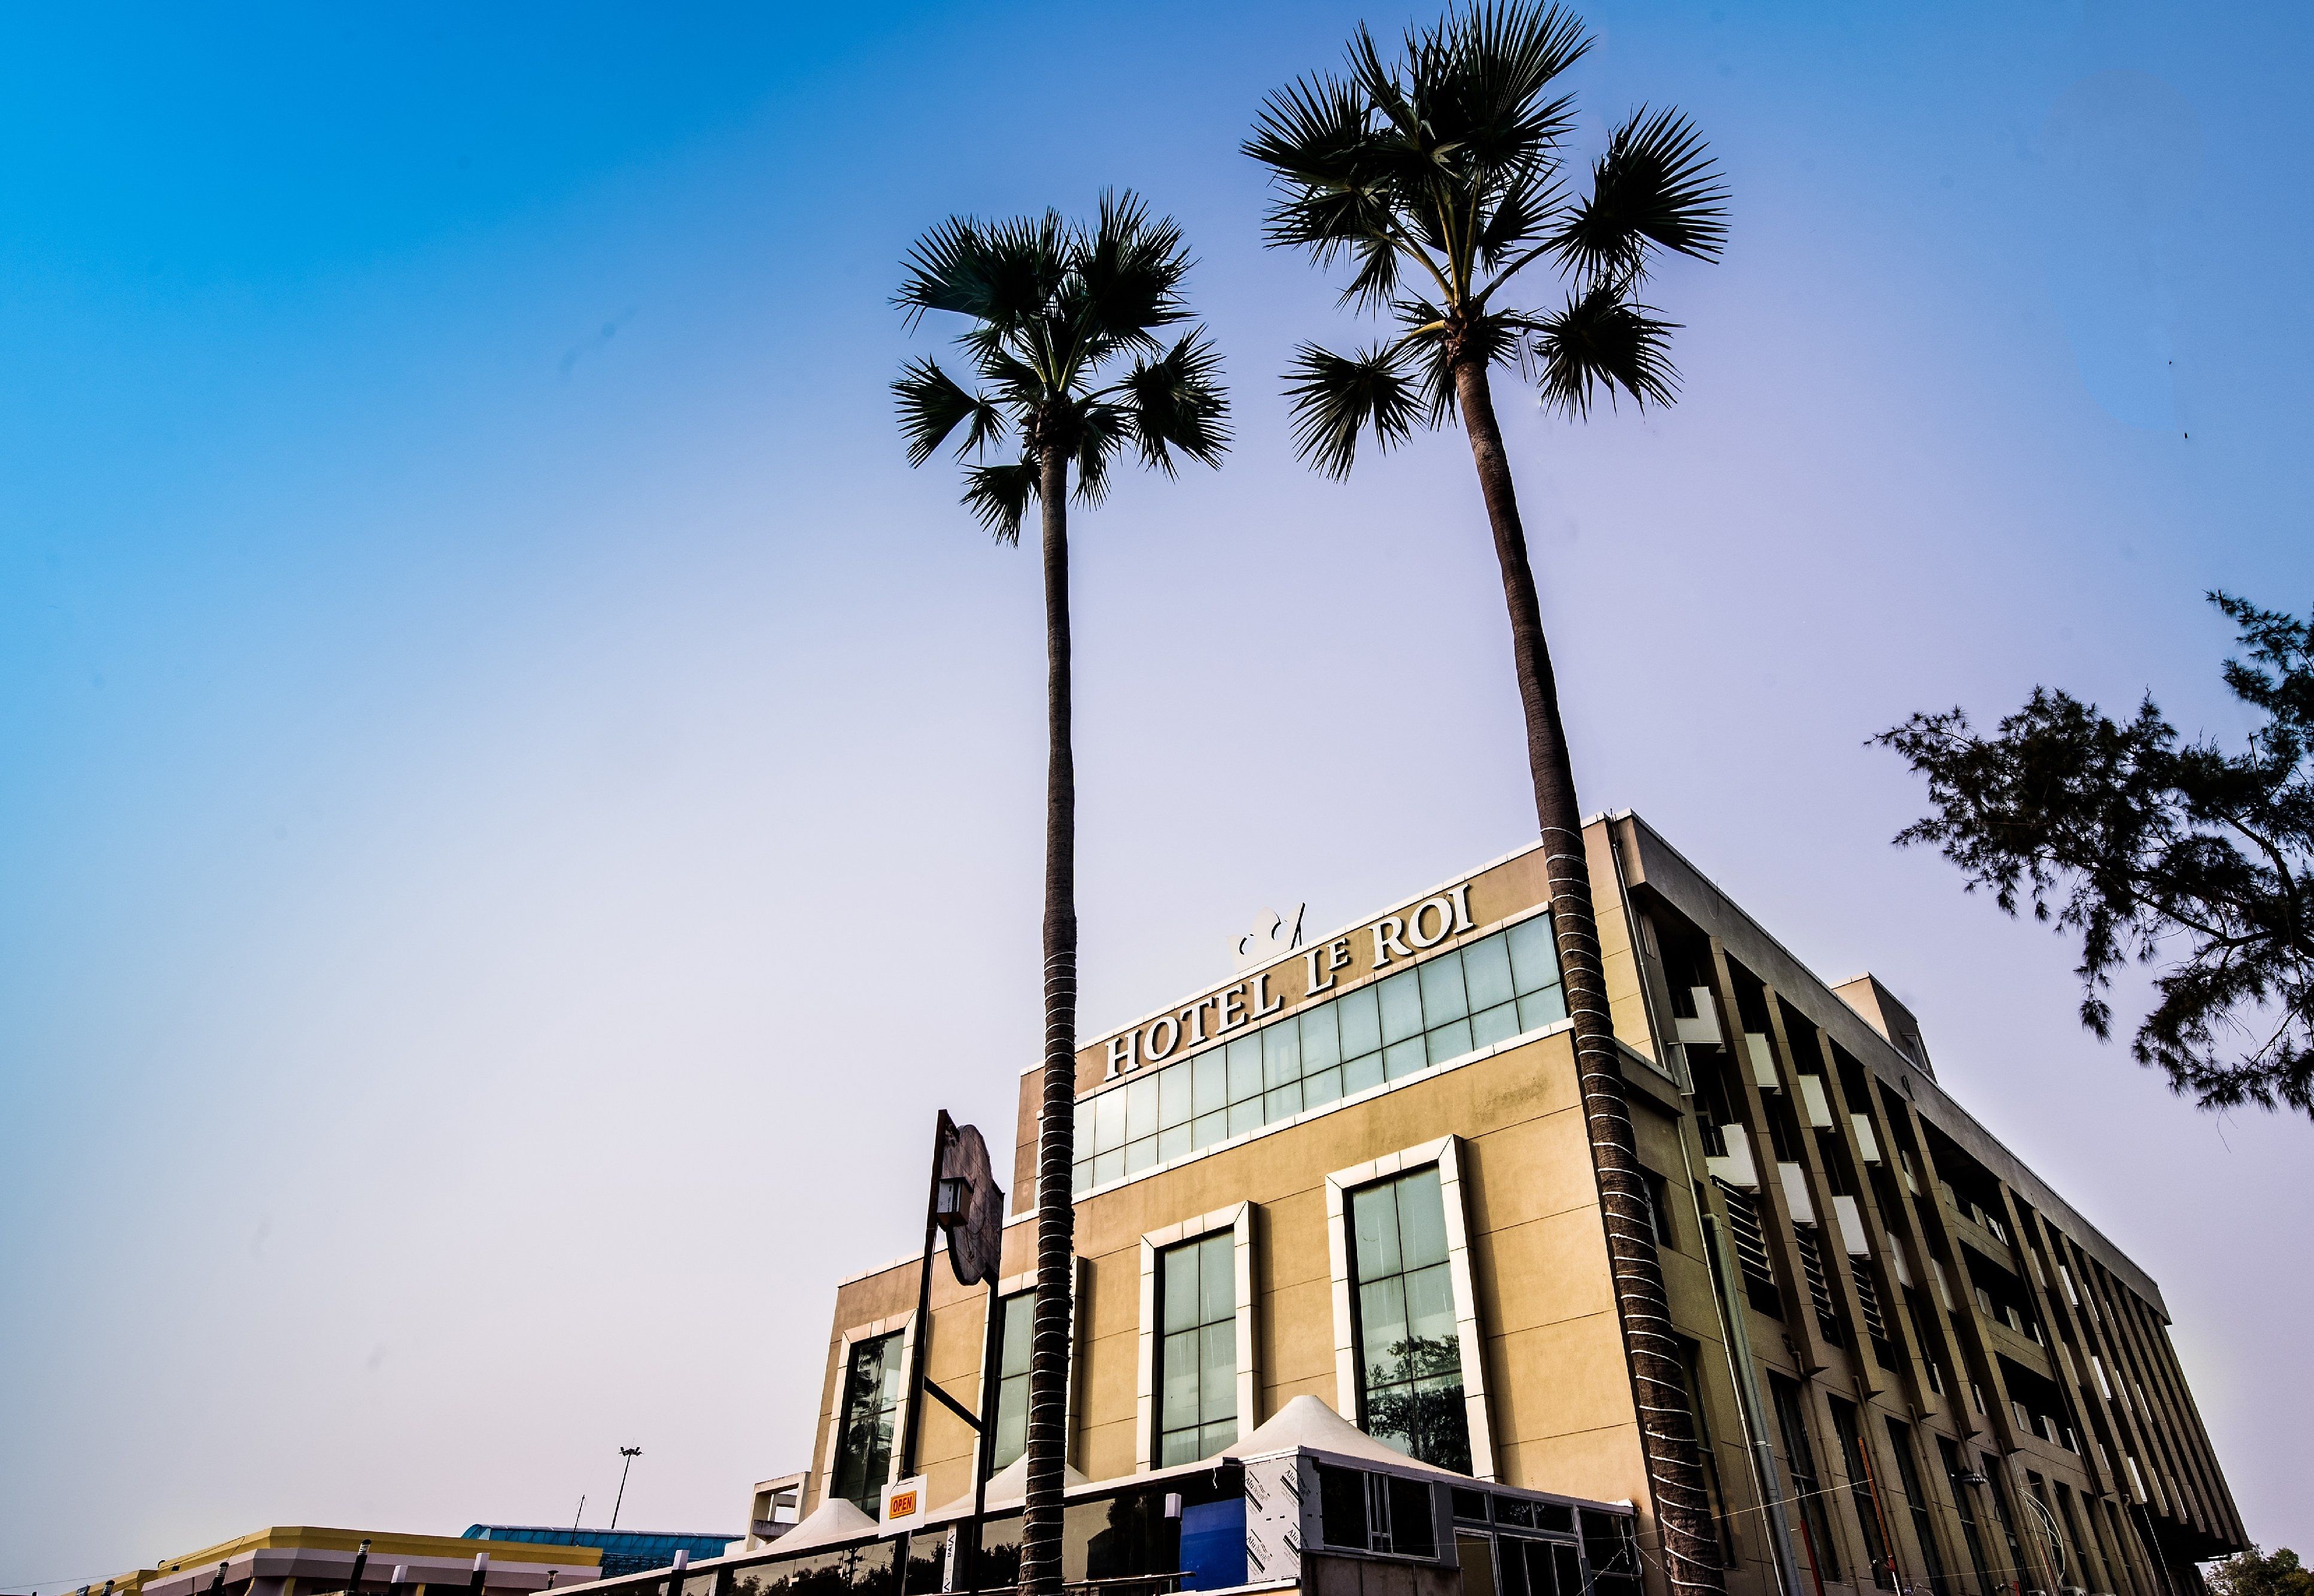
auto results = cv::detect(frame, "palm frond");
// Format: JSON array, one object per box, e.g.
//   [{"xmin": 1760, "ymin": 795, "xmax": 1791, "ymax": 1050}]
[
  {"xmin": 960, "ymin": 458, "xmax": 1042, "ymax": 545},
  {"xmin": 897, "ymin": 211, "xmax": 1073, "ymax": 337},
  {"xmin": 1552, "ymin": 105, "xmax": 1728, "ymax": 285},
  {"xmin": 1337, "ymin": 237, "xmax": 1404, "ymax": 312},
  {"xmin": 1283, "ymin": 341, "xmax": 1424, "ymax": 479},
  {"xmin": 1067, "ymin": 190, "xmax": 1192, "ymax": 365},
  {"xmin": 1245, "ymin": 72, "xmax": 1372, "ymax": 186},
  {"xmin": 894, "ymin": 358, "xmax": 1008, "ymax": 466},
  {"xmin": 1437, "ymin": 1, "xmax": 1588, "ymax": 170},
  {"xmin": 1072, "ymin": 403, "xmax": 1126, "ymax": 507},
  {"xmin": 1528, "ymin": 282, "xmax": 1679, "ymax": 417},
  {"xmin": 1120, "ymin": 330, "xmax": 1232, "ymax": 475},
  {"xmin": 1470, "ymin": 165, "xmax": 1564, "ymax": 278}
]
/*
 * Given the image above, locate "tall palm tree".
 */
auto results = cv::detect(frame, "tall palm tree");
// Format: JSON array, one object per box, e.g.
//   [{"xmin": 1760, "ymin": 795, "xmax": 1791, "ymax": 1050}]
[
  {"xmin": 894, "ymin": 191, "xmax": 1227, "ymax": 1596},
  {"xmin": 1246, "ymin": 6, "xmax": 1726, "ymax": 1592}
]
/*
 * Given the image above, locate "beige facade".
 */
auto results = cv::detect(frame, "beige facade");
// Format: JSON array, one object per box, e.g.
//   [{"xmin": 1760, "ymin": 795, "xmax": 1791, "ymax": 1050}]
[{"xmin": 805, "ymin": 812, "xmax": 2243, "ymax": 1596}]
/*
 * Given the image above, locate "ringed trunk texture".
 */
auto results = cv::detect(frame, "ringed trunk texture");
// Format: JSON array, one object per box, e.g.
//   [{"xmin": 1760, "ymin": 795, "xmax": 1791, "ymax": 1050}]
[
  {"xmin": 1452, "ymin": 357, "xmax": 1725, "ymax": 1596},
  {"xmin": 1020, "ymin": 443, "xmax": 1078, "ymax": 1596}
]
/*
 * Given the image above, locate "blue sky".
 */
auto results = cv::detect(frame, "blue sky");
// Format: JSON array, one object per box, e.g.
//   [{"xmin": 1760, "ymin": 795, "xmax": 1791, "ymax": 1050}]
[{"xmin": 3, "ymin": 0, "xmax": 2308, "ymax": 1581}]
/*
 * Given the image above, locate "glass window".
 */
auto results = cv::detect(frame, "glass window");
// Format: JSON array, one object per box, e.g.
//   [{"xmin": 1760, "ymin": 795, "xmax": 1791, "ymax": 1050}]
[
  {"xmin": 1937, "ymin": 1436, "xmax": 1994, "ymax": 1596},
  {"xmin": 1828, "ymin": 1397, "xmax": 1893, "ymax": 1588},
  {"xmin": 1580, "ymin": 1511, "xmax": 1641, "ymax": 1596},
  {"xmin": 1317, "ymin": 1465, "xmax": 1435, "ymax": 1559},
  {"xmin": 1339, "ymin": 984, "xmax": 1383, "ymax": 1060},
  {"xmin": 1071, "ymin": 918, "xmax": 1565, "ymax": 1190},
  {"xmin": 1674, "ymin": 1338, "xmax": 1735, "ymax": 1564},
  {"xmin": 1126, "ymin": 1074, "xmax": 1159, "ymax": 1143},
  {"xmin": 1351, "ymin": 1166, "xmax": 1471, "ymax": 1472},
  {"xmin": 1226, "ymin": 1036, "xmax": 1263, "ymax": 1104},
  {"xmin": 832, "ymin": 1331, "xmax": 905, "ymax": 1512},
  {"xmin": 1470, "ymin": 1000, "xmax": 1521, "ymax": 1051},
  {"xmin": 1263, "ymin": 1020, "xmax": 1302, "ymax": 1087},
  {"xmin": 1419, "ymin": 952, "xmax": 1470, "ymax": 1024},
  {"xmin": 1426, "ymin": 1018, "xmax": 1474, "ymax": 1066},
  {"xmin": 1301, "ymin": 1004, "xmax": 1342, "ymax": 1071},
  {"xmin": 1158, "ymin": 1232, "xmax": 1239, "ymax": 1464},
  {"xmin": 1771, "ymin": 1375, "xmax": 1839, "ymax": 1583},
  {"xmin": 990, "ymin": 1291, "xmax": 1035, "ymax": 1470},
  {"xmin": 1885, "ymin": 1420, "xmax": 1948, "ymax": 1595},
  {"xmin": 1463, "ymin": 935, "xmax": 1513, "ymax": 1008},
  {"xmin": 1507, "ymin": 917, "xmax": 1561, "ymax": 995},
  {"xmin": 1379, "ymin": 969, "xmax": 1424, "ymax": 1044},
  {"xmin": 1158, "ymin": 1066, "xmax": 1191, "ymax": 1130}
]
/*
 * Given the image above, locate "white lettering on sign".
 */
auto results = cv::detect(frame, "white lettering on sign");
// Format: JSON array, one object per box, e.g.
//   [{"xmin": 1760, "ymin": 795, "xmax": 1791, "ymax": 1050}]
[
  {"xmin": 1406, "ymin": 896, "xmax": 1455, "ymax": 949},
  {"xmin": 1145, "ymin": 1013, "xmax": 1180, "ymax": 1062},
  {"xmin": 1098, "ymin": 877, "xmax": 1480, "ymax": 1078},
  {"xmin": 1302, "ymin": 937, "xmax": 1353, "ymax": 998}
]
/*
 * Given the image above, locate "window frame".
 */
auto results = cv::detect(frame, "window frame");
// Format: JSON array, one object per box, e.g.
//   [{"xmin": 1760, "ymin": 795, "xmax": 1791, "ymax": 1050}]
[
  {"xmin": 1136, "ymin": 1202, "xmax": 1255, "ymax": 1472},
  {"xmin": 818, "ymin": 1312, "xmax": 916, "ymax": 1515},
  {"xmin": 979, "ymin": 1256, "xmax": 1089, "ymax": 1483},
  {"xmin": 1325, "ymin": 1135, "xmax": 1495, "ymax": 1480}
]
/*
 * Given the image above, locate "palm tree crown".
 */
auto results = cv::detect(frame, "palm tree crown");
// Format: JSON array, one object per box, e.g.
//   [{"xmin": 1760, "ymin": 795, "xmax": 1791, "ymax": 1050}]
[
  {"xmin": 1245, "ymin": 0, "xmax": 1725, "ymax": 474},
  {"xmin": 895, "ymin": 191, "xmax": 1229, "ymax": 534}
]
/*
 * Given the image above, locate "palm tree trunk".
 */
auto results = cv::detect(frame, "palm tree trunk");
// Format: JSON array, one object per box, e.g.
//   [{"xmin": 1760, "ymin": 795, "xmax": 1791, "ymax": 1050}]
[
  {"xmin": 1020, "ymin": 443, "xmax": 1077, "ymax": 1596},
  {"xmin": 1452, "ymin": 357, "xmax": 1726, "ymax": 1596}
]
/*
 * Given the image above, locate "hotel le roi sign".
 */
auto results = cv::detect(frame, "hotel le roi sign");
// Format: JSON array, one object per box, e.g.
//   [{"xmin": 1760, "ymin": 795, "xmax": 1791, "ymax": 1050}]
[{"xmin": 1100, "ymin": 880, "xmax": 1479, "ymax": 1082}]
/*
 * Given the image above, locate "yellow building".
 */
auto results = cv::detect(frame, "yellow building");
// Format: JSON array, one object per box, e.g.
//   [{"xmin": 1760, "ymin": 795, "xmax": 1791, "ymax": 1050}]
[{"xmin": 595, "ymin": 812, "xmax": 2245, "ymax": 1596}]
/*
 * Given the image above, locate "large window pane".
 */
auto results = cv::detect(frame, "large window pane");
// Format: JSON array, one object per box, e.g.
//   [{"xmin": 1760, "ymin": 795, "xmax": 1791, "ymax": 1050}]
[
  {"xmin": 1263, "ymin": 1021, "xmax": 1302, "ymax": 1087},
  {"xmin": 1339, "ymin": 986, "xmax": 1382, "ymax": 1059},
  {"xmin": 1126, "ymin": 1074, "xmax": 1159, "ymax": 1143},
  {"xmin": 1464, "ymin": 935, "xmax": 1515, "ymax": 1010},
  {"xmin": 1518, "ymin": 986, "xmax": 1568, "ymax": 1032},
  {"xmin": 1398, "ymin": 1169, "xmax": 1449, "ymax": 1267},
  {"xmin": 1303, "ymin": 1066, "xmax": 1344, "ymax": 1109},
  {"xmin": 1157, "ymin": 1233, "xmax": 1237, "ymax": 1466},
  {"xmin": 1470, "ymin": 1001, "xmax": 1520, "ymax": 1050},
  {"xmin": 1301, "ymin": 1004, "xmax": 1342, "ymax": 1071},
  {"xmin": 993, "ymin": 1293, "xmax": 1035, "ymax": 1470},
  {"xmin": 1349, "ymin": 1169, "xmax": 1471, "ymax": 1472},
  {"xmin": 1193, "ymin": 1051, "xmax": 1227, "ymax": 1117},
  {"xmin": 1418, "ymin": 953, "xmax": 1469, "ymax": 1024},
  {"xmin": 1425, "ymin": 1019, "xmax": 1474, "ymax": 1065},
  {"xmin": 1379, "ymin": 971, "xmax": 1424, "ymax": 1043},
  {"xmin": 1157, "ymin": 1066, "xmax": 1191, "ymax": 1129},
  {"xmin": 1344, "ymin": 1051, "xmax": 1385, "ymax": 1097},
  {"xmin": 832, "ymin": 1331, "xmax": 906, "ymax": 1510},
  {"xmin": 1094, "ymin": 1090, "xmax": 1126, "ymax": 1157},
  {"xmin": 1226, "ymin": 1037, "xmax": 1263, "ymax": 1104},
  {"xmin": 1507, "ymin": 916, "xmax": 1561, "ymax": 996},
  {"xmin": 1383, "ymin": 1036, "xmax": 1427, "ymax": 1081}
]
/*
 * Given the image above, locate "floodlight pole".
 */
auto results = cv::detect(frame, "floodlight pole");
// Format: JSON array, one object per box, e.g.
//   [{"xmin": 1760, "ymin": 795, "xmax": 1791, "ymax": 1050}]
[{"xmin": 612, "ymin": 1446, "xmax": 643, "ymax": 1530}]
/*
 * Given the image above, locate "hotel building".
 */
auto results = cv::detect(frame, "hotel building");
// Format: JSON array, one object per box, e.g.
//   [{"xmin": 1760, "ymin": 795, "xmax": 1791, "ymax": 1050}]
[{"xmin": 591, "ymin": 811, "xmax": 2244, "ymax": 1596}]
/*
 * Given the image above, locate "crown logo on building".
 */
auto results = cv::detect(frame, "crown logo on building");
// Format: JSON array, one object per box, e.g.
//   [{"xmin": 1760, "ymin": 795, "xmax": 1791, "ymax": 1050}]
[{"xmin": 1232, "ymin": 904, "xmax": 1306, "ymax": 972}]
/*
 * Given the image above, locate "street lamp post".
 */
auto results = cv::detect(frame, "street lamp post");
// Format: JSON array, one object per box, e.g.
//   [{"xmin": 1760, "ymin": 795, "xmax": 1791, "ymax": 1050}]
[{"xmin": 611, "ymin": 1447, "xmax": 643, "ymax": 1531}]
